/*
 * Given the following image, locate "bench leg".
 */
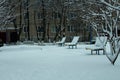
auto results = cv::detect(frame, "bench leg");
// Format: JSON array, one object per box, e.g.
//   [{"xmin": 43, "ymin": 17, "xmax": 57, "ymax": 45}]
[
  {"xmin": 75, "ymin": 45, "xmax": 77, "ymax": 48},
  {"xmin": 91, "ymin": 50, "xmax": 99, "ymax": 55},
  {"xmin": 97, "ymin": 50, "xmax": 100, "ymax": 55},
  {"xmin": 95, "ymin": 50, "xmax": 97, "ymax": 55},
  {"xmin": 102, "ymin": 49, "xmax": 106, "ymax": 55},
  {"xmin": 69, "ymin": 46, "xmax": 70, "ymax": 48},
  {"xmin": 91, "ymin": 50, "xmax": 93, "ymax": 55}
]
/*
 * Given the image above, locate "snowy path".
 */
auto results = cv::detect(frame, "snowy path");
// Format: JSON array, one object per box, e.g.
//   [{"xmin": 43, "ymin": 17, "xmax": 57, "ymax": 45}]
[{"xmin": 0, "ymin": 44, "xmax": 120, "ymax": 80}]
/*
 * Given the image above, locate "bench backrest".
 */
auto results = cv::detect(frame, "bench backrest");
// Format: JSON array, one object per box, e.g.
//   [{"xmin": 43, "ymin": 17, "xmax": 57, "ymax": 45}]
[
  {"xmin": 71, "ymin": 36, "xmax": 79, "ymax": 44},
  {"xmin": 95, "ymin": 36, "xmax": 107, "ymax": 47},
  {"xmin": 60, "ymin": 37, "xmax": 66, "ymax": 43}
]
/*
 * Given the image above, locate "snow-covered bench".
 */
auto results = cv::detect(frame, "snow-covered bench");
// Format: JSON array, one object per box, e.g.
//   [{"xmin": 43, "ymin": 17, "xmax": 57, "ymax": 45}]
[
  {"xmin": 86, "ymin": 36, "xmax": 107, "ymax": 55},
  {"xmin": 65, "ymin": 36, "xmax": 80, "ymax": 49},
  {"xmin": 56, "ymin": 37, "xmax": 66, "ymax": 46}
]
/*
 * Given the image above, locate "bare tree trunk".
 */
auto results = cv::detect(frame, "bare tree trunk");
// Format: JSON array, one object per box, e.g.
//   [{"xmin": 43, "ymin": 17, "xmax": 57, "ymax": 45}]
[
  {"xmin": 18, "ymin": 0, "xmax": 22, "ymax": 41},
  {"xmin": 41, "ymin": 0, "xmax": 46, "ymax": 41},
  {"xmin": 53, "ymin": 7, "xmax": 64, "ymax": 41},
  {"xmin": 47, "ymin": 22, "xmax": 50, "ymax": 42},
  {"xmin": 33, "ymin": 10, "xmax": 39, "ymax": 41},
  {"xmin": 12, "ymin": 19, "xmax": 19, "ymax": 42},
  {"xmin": 26, "ymin": 0, "xmax": 30, "ymax": 40}
]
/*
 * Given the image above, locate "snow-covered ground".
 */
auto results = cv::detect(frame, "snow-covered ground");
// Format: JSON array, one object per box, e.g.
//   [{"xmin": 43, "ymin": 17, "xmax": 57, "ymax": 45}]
[{"xmin": 0, "ymin": 44, "xmax": 120, "ymax": 80}]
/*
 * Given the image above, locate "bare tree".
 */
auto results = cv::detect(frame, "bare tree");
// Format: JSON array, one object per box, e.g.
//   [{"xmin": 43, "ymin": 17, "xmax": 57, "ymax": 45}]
[
  {"xmin": 0, "ymin": 0, "xmax": 21, "ymax": 43},
  {"xmin": 84, "ymin": 0, "xmax": 120, "ymax": 65}
]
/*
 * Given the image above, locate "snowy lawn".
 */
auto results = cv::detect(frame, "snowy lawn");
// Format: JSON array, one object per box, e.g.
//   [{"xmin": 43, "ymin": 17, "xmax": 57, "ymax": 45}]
[{"xmin": 0, "ymin": 44, "xmax": 120, "ymax": 80}]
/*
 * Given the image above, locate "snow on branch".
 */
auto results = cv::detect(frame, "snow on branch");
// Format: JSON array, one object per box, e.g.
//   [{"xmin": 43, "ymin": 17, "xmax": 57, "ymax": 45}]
[
  {"xmin": 85, "ymin": 0, "xmax": 120, "ymax": 65},
  {"xmin": 0, "ymin": 0, "xmax": 5, "ymax": 5},
  {"xmin": 100, "ymin": 0, "xmax": 120, "ymax": 10}
]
